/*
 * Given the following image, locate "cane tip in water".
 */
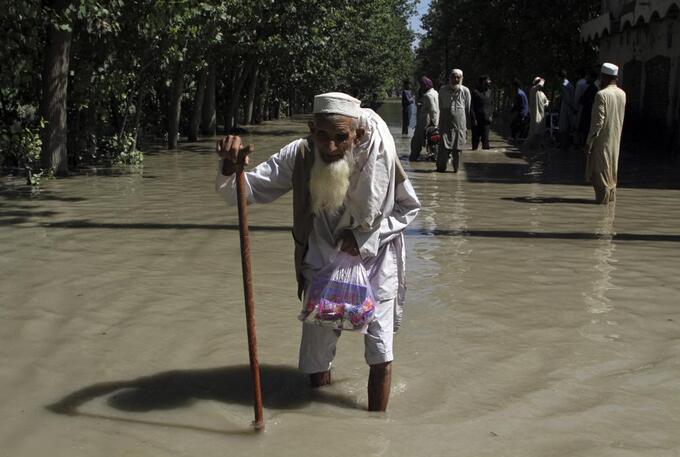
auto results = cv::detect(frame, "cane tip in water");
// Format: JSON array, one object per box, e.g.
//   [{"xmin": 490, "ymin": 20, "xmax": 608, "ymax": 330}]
[{"xmin": 252, "ymin": 420, "xmax": 265, "ymax": 432}]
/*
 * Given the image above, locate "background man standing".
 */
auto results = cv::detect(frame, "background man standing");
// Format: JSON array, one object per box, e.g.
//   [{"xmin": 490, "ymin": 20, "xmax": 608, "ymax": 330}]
[
  {"xmin": 510, "ymin": 79, "xmax": 529, "ymax": 141},
  {"xmin": 401, "ymin": 79, "xmax": 416, "ymax": 135},
  {"xmin": 437, "ymin": 69, "xmax": 471, "ymax": 173},
  {"xmin": 558, "ymin": 69, "xmax": 577, "ymax": 150},
  {"xmin": 409, "ymin": 76, "xmax": 439, "ymax": 161},
  {"xmin": 525, "ymin": 77, "xmax": 550, "ymax": 149},
  {"xmin": 585, "ymin": 63, "xmax": 626, "ymax": 204},
  {"xmin": 470, "ymin": 75, "xmax": 494, "ymax": 150}
]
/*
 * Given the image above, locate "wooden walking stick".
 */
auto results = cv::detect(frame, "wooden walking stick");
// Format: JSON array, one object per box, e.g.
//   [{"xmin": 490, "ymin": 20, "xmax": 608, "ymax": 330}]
[{"xmin": 235, "ymin": 145, "xmax": 265, "ymax": 431}]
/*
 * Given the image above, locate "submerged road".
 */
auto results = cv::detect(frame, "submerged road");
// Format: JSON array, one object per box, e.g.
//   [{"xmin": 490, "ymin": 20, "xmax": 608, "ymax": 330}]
[{"xmin": 1, "ymin": 100, "xmax": 679, "ymax": 456}]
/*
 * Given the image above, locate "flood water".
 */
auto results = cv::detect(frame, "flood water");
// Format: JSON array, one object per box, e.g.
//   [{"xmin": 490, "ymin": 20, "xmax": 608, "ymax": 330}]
[{"xmin": 1, "ymin": 100, "xmax": 680, "ymax": 456}]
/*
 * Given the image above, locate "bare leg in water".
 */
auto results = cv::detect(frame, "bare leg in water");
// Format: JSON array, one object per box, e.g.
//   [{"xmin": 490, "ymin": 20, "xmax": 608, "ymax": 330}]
[
  {"xmin": 368, "ymin": 361, "xmax": 392, "ymax": 412},
  {"xmin": 310, "ymin": 362, "xmax": 392, "ymax": 412}
]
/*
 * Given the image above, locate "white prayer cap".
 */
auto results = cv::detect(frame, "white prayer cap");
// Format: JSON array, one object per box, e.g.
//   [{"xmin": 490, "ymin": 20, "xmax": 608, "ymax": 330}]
[
  {"xmin": 313, "ymin": 92, "xmax": 362, "ymax": 118},
  {"xmin": 533, "ymin": 76, "xmax": 545, "ymax": 86},
  {"xmin": 601, "ymin": 63, "xmax": 618, "ymax": 76},
  {"xmin": 451, "ymin": 68, "xmax": 463, "ymax": 77}
]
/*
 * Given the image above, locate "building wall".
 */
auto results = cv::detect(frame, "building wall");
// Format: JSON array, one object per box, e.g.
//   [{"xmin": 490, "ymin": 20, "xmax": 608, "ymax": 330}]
[{"xmin": 597, "ymin": 16, "xmax": 679, "ymax": 150}]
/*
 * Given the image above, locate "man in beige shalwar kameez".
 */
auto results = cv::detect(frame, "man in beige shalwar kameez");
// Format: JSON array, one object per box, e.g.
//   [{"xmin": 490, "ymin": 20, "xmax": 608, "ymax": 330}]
[{"xmin": 585, "ymin": 63, "xmax": 626, "ymax": 205}]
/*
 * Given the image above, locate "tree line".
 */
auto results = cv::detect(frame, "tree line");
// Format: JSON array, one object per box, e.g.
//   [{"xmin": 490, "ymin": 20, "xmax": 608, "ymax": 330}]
[
  {"xmin": 1, "ymin": 0, "xmax": 415, "ymax": 184},
  {"xmin": 414, "ymin": 0, "xmax": 600, "ymax": 106}
]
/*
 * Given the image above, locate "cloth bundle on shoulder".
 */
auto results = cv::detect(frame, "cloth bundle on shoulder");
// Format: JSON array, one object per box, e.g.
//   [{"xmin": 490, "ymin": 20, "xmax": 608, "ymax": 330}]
[{"xmin": 301, "ymin": 252, "xmax": 376, "ymax": 332}]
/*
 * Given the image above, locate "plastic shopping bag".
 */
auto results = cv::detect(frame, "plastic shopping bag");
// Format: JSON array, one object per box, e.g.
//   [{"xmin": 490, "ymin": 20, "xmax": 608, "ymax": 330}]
[{"xmin": 300, "ymin": 252, "xmax": 376, "ymax": 332}]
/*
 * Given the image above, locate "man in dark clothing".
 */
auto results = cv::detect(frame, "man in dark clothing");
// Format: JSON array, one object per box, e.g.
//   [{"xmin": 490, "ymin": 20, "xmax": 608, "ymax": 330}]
[
  {"xmin": 470, "ymin": 75, "xmax": 494, "ymax": 150},
  {"xmin": 510, "ymin": 79, "xmax": 529, "ymax": 140},
  {"xmin": 578, "ymin": 71, "xmax": 599, "ymax": 143},
  {"xmin": 401, "ymin": 79, "xmax": 415, "ymax": 135}
]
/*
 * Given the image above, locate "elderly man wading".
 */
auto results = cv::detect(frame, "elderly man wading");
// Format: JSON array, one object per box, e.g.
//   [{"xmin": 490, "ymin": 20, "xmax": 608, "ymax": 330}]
[
  {"xmin": 215, "ymin": 92, "xmax": 421, "ymax": 411},
  {"xmin": 585, "ymin": 63, "xmax": 626, "ymax": 205}
]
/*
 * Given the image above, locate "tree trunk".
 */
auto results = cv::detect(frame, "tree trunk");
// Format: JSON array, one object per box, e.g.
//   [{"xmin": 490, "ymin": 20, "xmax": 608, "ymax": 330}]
[
  {"xmin": 201, "ymin": 61, "xmax": 216, "ymax": 136},
  {"xmin": 40, "ymin": 0, "xmax": 72, "ymax": 176},
  {"xmin": 167, "ymin": 61, "xmax": 184, "ymax": 150},
  {"xmin": 244, "ymin": 65, "xmax": 259, "ymax": 125},
  {"xmin": 273, "ymin": 99, "xmax": 280, "ymax": 120},
  {"xmin": 225, "ymin": 60, "xmax": 253, "ymax": 131},
  {"xmin": 188, "ymin": 65, "xmax": 207, "ymax": 141},
  {"xmin": 131, "ymin": 83, "xmax": 147, "ymax": 152},
  {"xmin": 254, "ymin": 71, "xmax": 267, "ymax": 124}
]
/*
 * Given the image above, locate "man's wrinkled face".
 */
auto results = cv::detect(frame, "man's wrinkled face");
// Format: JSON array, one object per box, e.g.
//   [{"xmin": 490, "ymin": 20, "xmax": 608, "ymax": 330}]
[
  {"xmin": 309, "ymin": 116, "xmax": 356, "ymax": 163},
  {"xmin": 450, "ymin": 73, "xmax": 463, "ymax": 87}
]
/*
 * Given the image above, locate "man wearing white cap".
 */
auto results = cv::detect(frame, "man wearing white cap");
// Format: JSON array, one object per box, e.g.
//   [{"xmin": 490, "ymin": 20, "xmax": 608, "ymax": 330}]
[
  {"xmin": 525, "ymin": 77, "xmax": 550, "ymax": 149},
  {"xmin": 585, "ymin": 63, "xmax": 626, "ymax": 204},
  {"xmin": 215, "ymin": 92, "xmax": 421, "ymax": 411},
  {"xmin": 437, "ymin": 68, "xmax": 471, "ymax": 172}
]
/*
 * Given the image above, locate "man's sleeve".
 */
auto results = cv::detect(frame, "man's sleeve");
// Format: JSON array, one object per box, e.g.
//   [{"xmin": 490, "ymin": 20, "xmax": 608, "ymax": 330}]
[
  {"xmin": 349, "ymin": 145, "xmax": 395, "ymax": 259},
  {"xmin": 215, "ymin": 140, "xmax": 298, "ymax": 205},
  {"xmin": 585, "ymin": 93, "xmax": 606, "ymax": 153},
  {"xmin": 382, "ymin": 179, "xmax": 421, "ymax": 242},
  {"xmin": 428, "ymin": 94, "xmax": 439, "ymax": 127}
]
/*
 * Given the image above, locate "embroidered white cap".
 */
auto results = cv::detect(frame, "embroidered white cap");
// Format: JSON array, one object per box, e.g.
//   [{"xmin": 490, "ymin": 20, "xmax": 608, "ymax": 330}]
[
  {"xmin": 451, "ymin": 68, "xmax": 463, "ymax": 77},
  {"xmin": 601, "ymin": 63, "xmax": 619, "ymax": 76},
  {"xmin": 313, "ymin": 92, "xmax": 362, "ymax": 118}
]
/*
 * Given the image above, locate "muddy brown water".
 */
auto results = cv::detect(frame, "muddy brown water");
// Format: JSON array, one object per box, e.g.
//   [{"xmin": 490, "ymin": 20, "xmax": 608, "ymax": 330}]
[{"xmin": 1, "ymin": 100, "xmax": 680, "ymax": 456}]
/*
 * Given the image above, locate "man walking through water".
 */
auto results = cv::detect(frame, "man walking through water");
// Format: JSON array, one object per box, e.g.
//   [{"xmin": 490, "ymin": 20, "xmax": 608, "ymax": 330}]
[
  {"xmin": 585, "ymin": 63, "xmax": 626, "ymax": 204},
  {"xmin": 215, "ymin": 92, "xmax": 420, "ymax": 411},
  {"xmin": 438, "ymin": 68, "xmax": 471, "ymax": 173}
]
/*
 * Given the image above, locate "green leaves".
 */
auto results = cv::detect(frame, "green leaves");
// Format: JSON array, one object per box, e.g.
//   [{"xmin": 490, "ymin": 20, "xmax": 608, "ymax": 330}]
[{"xmin": 416, "ymin": 0, "xmax": 600, "ymax": 87}]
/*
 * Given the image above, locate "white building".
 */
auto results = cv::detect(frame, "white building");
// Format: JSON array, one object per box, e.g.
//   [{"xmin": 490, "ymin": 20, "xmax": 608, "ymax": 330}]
[{"xmin": 582, "ymin": 0, "xmax": 680, "ymax": 152}]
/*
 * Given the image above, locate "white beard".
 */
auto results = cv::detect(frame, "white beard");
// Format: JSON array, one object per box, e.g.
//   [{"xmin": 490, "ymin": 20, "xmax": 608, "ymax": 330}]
[{"xmin": 309, "ymin": 146, "xmax": 354, "ymax": 216}]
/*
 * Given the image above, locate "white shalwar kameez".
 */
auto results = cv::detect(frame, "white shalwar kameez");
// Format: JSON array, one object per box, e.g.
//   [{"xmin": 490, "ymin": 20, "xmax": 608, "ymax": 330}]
[{"xmin": 216, "ymin": 109, "xmax": 420, "ymax": 373}]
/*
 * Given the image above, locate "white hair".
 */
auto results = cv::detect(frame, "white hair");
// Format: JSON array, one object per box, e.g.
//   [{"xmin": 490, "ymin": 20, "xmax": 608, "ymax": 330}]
[{"xmin": 309, "ymin": 144, "xmax": 355, "ymax": 216}]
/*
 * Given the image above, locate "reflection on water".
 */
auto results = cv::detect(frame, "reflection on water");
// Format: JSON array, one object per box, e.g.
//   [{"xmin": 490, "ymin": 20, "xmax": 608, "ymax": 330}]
[
  {"xmin": 582, "ymin": 205, "xmax": 620, "ymax": 342},
  {"xmin": 1, "ymin": 100, "xmax": 680, "ymax": 456}
]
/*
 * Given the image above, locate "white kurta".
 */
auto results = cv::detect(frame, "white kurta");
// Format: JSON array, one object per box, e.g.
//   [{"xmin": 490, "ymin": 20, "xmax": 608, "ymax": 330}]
[
  {"xmin": 585, "ymin": 84, "xmax": 626, "ymax": 204},
  {"xmin": 528, "ymin": 85, "xmax": 549, "ymax": 138},
  {"xmin": 216, "ymin": 109, "xmax": 421, "ymax": 325},
  {"xmin": 438, "ymin": 84, "xmax": 471, "ymax": 151}
]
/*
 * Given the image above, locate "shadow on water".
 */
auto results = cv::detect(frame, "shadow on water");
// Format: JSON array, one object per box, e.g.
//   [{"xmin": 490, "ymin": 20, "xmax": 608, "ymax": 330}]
[
  {"xmin": 405, "ymin": 228, "xmax": 680, "ymax": 243},
  {"xmin": 502, "ymin": 196, "xmax": 596, "ymax": 205},
  {"xmin": 2, "ymin": 218, "xmax": 677, "ymax": 243},
  {"xmin": 0, "ymin": 183, "xmax": 87, "ymax": 202},
  {"xmin": 478, "ymin": 142, "xmax": 680, "ymax": 190},
  {"xmin": 47, "ymin": 364, "xmax": 362, "ymax": 436},
  {"xmin": 39, "ymin": 220, "xmax": 292, "ymax": 231},
  {"xmin": 0, "ymin": 209, "xmax": 60, "ymax": 226}
]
